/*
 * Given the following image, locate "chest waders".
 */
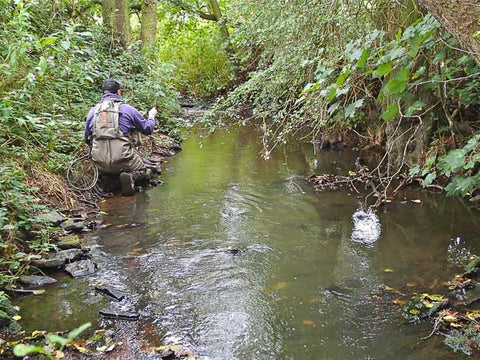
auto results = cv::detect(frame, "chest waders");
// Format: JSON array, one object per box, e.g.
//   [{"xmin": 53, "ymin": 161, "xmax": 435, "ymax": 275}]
[{"xmin": 91, "ymin": 100, "xmax": 144, "ymax": 174}]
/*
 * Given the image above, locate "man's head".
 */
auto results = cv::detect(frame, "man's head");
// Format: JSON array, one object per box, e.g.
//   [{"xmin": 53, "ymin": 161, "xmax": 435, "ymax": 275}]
[{"xmin": 102, "ymin": 79, "xmax": 121, "ymax": 94}]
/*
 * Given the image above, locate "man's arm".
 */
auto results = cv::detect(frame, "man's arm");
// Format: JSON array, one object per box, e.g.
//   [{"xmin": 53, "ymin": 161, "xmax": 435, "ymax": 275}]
[{"xmin": 128, "ymin": 105, "xmax": 156, "ymax": 135}]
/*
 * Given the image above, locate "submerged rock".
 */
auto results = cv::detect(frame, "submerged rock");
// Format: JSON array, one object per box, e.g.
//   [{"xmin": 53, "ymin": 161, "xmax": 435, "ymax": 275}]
[
  {"xmin": 32, "ymin": 249, "xmax": 85, "ymax": 269},
  {"xmin": 64, "ymin": 259, "xmax": 97, "ymax": 278},
  {"xmin": 99, "ymin": 310, "xmax": 139, "ymax": 321},
  {"xmin": 95, "ymin": 285, "xmax": 125, "ymax": 302},
  {"xmin": 18, "ymin": 275, "xmax": 57, "ymax": 286}
]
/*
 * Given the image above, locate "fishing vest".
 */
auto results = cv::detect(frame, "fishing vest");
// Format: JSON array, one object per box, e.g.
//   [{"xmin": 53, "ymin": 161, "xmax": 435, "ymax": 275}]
[
  {"xmin": 92, "ymin": 100, "xmax": 124, "ymax": 140},
  {"xmin": 90, "ymin": 100, "xmax": 143, "ymax": 173}
]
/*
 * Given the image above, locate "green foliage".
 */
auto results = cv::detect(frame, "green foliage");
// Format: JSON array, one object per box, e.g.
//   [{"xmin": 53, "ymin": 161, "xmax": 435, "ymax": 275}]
[
  {"xmin": 157, "ymin": 2, "xmax": 235, "ymax": 97},
  {"xmin": 216, "ymin": 0, "xmax": 480, "ymax": 168},
  {"xmin": 0, "ymin": 0, "xmax": 180, "ymax": 286},
  {"xmin": 13, "ymin": 322, "xmax": 91, "ymax": 359},
  {"xmin": 413, "ymin": 135, "xmax": 480, "ymax": 197},
  {"xmin": 0, "ymin": 166, "xmax": 46, "ymax": 240}
]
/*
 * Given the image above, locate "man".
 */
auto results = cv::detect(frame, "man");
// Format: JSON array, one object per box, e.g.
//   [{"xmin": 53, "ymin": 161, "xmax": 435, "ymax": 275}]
[{"xmin": 85, "ymin": 79, "xmax": 158, "ymax": 195}]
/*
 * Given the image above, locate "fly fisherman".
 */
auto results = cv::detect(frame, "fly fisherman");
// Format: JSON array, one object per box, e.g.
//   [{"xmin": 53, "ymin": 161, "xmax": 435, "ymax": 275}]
[{"xmin": 84, "ymin": 79, "xmax": 158, "ymax": 195}]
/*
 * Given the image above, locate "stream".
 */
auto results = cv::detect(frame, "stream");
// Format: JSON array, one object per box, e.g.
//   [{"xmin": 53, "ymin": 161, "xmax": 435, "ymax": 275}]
[{"xmin": 18, "ymin": 125, "xmax": 480, "ymax": 359}]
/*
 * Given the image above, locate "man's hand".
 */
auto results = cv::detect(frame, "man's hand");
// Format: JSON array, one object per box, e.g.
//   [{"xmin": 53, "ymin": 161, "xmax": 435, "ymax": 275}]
[{"xmin": 148, "ymin": 107, "xmax": 157, "ymax": 119}]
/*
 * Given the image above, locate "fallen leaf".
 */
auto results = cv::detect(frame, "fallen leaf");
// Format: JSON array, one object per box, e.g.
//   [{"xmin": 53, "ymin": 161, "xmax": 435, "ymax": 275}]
[
  {"xmin": 385, "ymin": 286, "xmax": 394, "ymax": 291},
  {"xmin": 384, "ymin": 268, "xmax": 394, "ymax": 273},
  {"xmin": 443, "ymin": 315, "xmax": 458, "ymax": 323},
  {"xmin": 450, "ymin": 323, "xmax": 463, "ymax": 328},
  {"xmin": 392, "ymin": 299, "xmax": 406, "ymax": 306},
  {"xmin": 302, "ymin": 320, "xmax": 315, "ymax": 326},
  {"xmin": 406, "ymin": 283, "xmax": 416, "ymax": 287},
  {"xmin": 411, "ymin": 199, "xmax": 422, "ymax": 203},
  {"xmin": 12, "ymin": 315, "xmax": 22, "ymax": 321},
  {"xmin": 73, "ymin": 344, "xmax": 88, "ymax": 354}
]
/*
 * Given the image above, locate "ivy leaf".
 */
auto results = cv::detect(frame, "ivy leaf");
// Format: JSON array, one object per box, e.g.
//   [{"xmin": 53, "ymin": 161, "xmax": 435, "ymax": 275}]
[
  {"xmin": 405, "ymin": 101, "xmax": 425, "ymax": 116},
  {"xmin": 345, "ymin": 99, "xmax": 365, "ymax": 118},
  {"xmin": 422, "ymin": 172, "xmax": 436, "ymax": 187},
  {"xmin": 437, "ymin": 149, "xmax": 466, "ymax": 176},
  {"xmin": 381, "ymin": 103, "xmax": 399, "ymax": 121},
  {"xmin": 409, "ymin": 165, "xmax": 421, "ymax": 176},
  {"xmin": 374, "ymin": 61, "xmax": 393, "ymax": 77},
  {"xmin": 425, "ymin": 155, "xmax": 436, "ymax": 169},
  {"xmin": 445, "ymin": 175, "xmax": 479, "ymax": 197},
  {"xmin": 357, "ymin": 48, "xmax": 370, "ymax": 70},
  {"xmin": 336, "ymin": 68, "xmax": 351, "ymax": 86},
  {"xmin": 385, "ymin": 68, "xmax": 410, "ymax": 95}
]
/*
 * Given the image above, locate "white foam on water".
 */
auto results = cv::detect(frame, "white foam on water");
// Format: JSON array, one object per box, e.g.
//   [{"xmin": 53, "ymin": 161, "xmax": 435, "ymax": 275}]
[{"xmin": 351, "ymin": 207, "xmax": 381, "ymax": 245}]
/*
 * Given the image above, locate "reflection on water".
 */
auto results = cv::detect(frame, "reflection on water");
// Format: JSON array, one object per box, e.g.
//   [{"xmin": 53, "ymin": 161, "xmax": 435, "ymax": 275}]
[{"xmin": 18, "ymin": 125, "xmax": 480, "ymax": 359}]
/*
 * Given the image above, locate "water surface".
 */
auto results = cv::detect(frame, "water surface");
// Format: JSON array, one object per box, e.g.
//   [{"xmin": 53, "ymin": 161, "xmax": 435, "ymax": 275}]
[{"xmin": 19, "ymin": 125, "xmax": 480, "ymax": 359}]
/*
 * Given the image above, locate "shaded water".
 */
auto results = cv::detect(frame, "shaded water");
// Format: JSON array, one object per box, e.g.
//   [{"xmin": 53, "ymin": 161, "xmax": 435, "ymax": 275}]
[{"xmin": 19, "ymin": 125, "xmax": 480, "ymax": 359}]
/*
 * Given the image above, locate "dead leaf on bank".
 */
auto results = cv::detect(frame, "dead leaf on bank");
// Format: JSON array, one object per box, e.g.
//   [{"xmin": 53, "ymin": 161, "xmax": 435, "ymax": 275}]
[
  {"xmin": 72, "ymin": 344, "xmax": 88, "ymax": 354},
  {"xmin": 393, "ymin": 299, "xmax": 406, "ymax": 306},
  {"xmin": 443, "ymin": 314, "xmax": 458, "ymax": 323}
]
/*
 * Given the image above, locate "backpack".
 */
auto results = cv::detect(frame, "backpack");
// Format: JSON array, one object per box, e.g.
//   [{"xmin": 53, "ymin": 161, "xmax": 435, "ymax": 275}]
[{"xmin": 92, "ymin": 100, "xmax": 123, "ymax": 140}]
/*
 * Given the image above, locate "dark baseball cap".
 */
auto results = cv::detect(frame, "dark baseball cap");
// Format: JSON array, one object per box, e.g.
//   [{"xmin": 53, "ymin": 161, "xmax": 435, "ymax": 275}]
[{"xmin": 102, "ymin": 79, "xmax": 121, "ymax": 93}]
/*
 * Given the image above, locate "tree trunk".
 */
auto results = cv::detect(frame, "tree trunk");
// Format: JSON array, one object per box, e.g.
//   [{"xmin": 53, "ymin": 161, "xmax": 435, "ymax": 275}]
[
  {"xmin": 418, "ymin": 0, "xmax": 480, "ymax": 65},
  {"xmin": 207, "ymin": 0, "xmax": 239, "ymax": 68},
  {"xmin": 114, "ymin": 0, "xmax": 131, "ymax": 46},
  {"xmin": 140, "ymin": 0, "xmax": 157, "ymax": 51},
  {"xmin": 102, "ymin": 0, "xmax": 131, "ymax": 47},
  {"xmin": 102, "ymin": 0, "xmax": 115, "ymax": 31}
]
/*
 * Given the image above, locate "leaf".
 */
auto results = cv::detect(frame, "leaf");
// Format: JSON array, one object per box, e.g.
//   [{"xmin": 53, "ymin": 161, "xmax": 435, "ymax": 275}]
[
  {"xmin": 344, "ymin": 99, "xmax": 364, "ymax": 119},
  {"xmin": 384, "ymin": 268, "xmax": 394, "ymax": 273},
  {"xmin": 411, "ymin": 199, "xmax": 422, "ymax": 203},
  {"xmin": 422, "ymin": 172, "xmax": 436, "ymax": 187},
  {"xmin": 38, "ymin": 56, "xmax": 47, "ymax": 76},
  {"xmin": 374, "ymin": 61, "xmax": 393, "ymax": 77},
  {"xmin": 409, "ymin": 309, "xmax": 420, "ymax": 315},
  {"xmin": 325, "ymin": 85, "xmax": 337, "ymax": 101},
  {"xmin": 67, "ymin": 322, "xmax": 91, "ymax": 340},
  {"xmin": 409, "ymin": 165, "xmax": 420, "ymax": 176},
  {"xmin": 443, "ymin": 315, "xmax": 458, "ymax": 323},
  {"xmin": 405, "ymin": 101, "xmax": 425, "ymax": 116},
  {"xmin": 437, "ymin": 149, "xmax": 467, "ymax": 176},
  {"xmin": 385, "ymin": 68, "xmax": 410, "ymax": 95},
  {"xmin": 60, "ymin": 40, "xmax": 71, "ymax": 51},
  {"xmin": 393, "ymin": 299, "xmax": 406, "ymax": 306},
  {"xmin": 336, "ymin": 68, "xmax": 351, "ymax": 86},
  {"xmin": 13, "ymin": 344, "xmax": 53, "ymax": 359},
  {"xmin": 41, "ymin": 37, "xmax": 57, "ymax": 47},
  {"xmin": 357, "ymin": 48, "xmax": 370, "ymax": 70},
  {"xmin": 12, "ymin": 315, "xmax": 21, "ymax": 321},
  {"xmin": 47, "ymin": 334, "xmax": 69, "ymax": 347},
  {"xmin": 380, "ymin": 103, "xmax": 399, "ymax": 121},
  {"xmin": 425, "ymin": 155, "xmax": 436, "ymax": 169}
]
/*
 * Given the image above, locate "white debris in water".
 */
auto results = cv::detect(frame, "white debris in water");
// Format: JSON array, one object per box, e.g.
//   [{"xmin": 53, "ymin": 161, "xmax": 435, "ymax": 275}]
[{"xmin": 351, "ymin": 207, "xmax": 381, "ymax": 245}]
